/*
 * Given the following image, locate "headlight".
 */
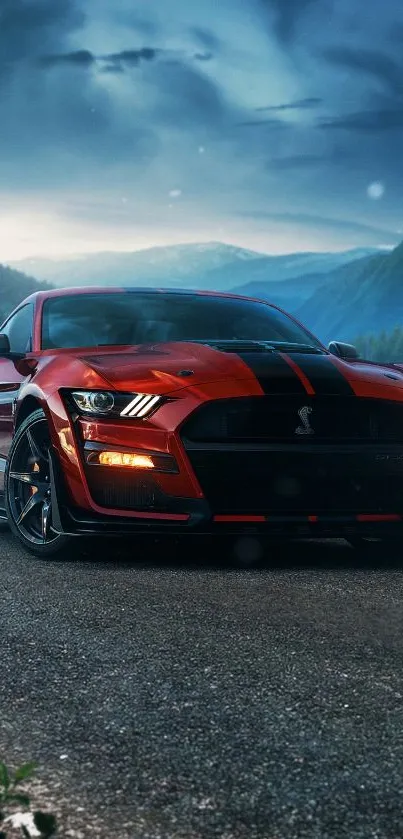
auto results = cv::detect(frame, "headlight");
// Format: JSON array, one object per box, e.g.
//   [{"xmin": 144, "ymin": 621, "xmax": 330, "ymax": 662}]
[
  {"xmin": 68, "ymin": 390, "xmax": 164, "ymax": 419},
  {"xmin": 72, "ymin": 391, "xmax": 115, "ymax": 415}
]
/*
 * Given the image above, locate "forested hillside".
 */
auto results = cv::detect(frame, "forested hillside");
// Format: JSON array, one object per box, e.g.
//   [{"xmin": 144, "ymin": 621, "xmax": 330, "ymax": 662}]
[
  {"xmin": 355, "ymin": 326, "xmax": 403, "ymax": 363},
  {"xmin": 0, "ymin": 265, "xmax": 52, "ymax": 323}
]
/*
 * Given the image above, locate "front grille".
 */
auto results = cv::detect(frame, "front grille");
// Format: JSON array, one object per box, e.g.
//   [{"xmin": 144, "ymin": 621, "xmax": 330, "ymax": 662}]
[
  {"xmin": 182, "ymin": 396, "xmax": 403, "ymax": 515},
  {"xmin": 184, "ymin": 448, "xmax": 403, "ymax": 515},
  {"xmin": 181, "ymin": 396, "xmax": 403, "ymax": 444}
]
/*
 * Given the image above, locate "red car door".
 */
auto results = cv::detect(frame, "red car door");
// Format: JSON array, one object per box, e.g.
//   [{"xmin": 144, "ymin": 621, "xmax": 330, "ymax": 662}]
[{"xmin": 0, "ymin": 303, "xmax": 35, "ymax": 494}]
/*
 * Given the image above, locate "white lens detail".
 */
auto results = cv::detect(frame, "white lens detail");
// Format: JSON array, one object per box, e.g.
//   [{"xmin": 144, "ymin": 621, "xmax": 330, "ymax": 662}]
[
  {"xmin": 120, "ymin": 394, "xmax": 146, "ymax": 417},
  {"xmin": 120, "ymin": 393, "xmax": 162, "ymax": 418},
  {"xmin": 136, "ymin": 395, "xmax": 161, "ymax": 417},
  {"xmin": 130, "ymin": 395, "xmax": 155, "ymax": 415},
  {"xmin": 72, "ymin": 391, "xmax": 114, "ymax": 414},
  {"xmin": 90, "ymin": 392, "xmax": 115, "ymax": 413}
]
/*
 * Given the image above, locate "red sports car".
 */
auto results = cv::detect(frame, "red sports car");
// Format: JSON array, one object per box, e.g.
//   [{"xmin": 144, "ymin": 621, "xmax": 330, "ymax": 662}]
[{"xmin": 1, "ymin": 286, "xmax": 403, "ymax": 558}]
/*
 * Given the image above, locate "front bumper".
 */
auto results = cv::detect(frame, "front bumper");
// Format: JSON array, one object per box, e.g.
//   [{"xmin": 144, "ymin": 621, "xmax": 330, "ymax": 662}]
[
  {"xmin": 49, "ymin": 444, "xmax": 403, "ymax": 538},
  {"xmin": 51, "ymin": 389, "xmax": 403, "ymax": 539}
]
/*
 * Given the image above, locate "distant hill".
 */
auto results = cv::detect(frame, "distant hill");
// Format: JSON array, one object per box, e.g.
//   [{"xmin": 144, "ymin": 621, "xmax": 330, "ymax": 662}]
[
  {"xmin": 10, "ymin": 243, "xmax": 260, "ymax": 290},
  {"xmin": 228, "ymin": 250, "xmax": 384, "ymax": 310},
  {"xmin": 229, "ymin": 271, "xmax": 327, "ymax": 311},
  {"xmin": 0, "ymin": 264, "xmax": 52, "ymax": 324},
  {"xmin": 297, "ymin": 243, "xmax": 403, "ymax": 343},
  {"xmin": 10, "ymin": 242, "xmax": 383, "ymax": 294}
]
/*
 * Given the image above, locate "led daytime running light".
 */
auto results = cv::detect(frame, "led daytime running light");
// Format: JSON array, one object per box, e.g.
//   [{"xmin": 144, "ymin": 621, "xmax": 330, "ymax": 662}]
[{"xmin": 120, "ymin": 394, "xmax": 162, "ymax": 418}]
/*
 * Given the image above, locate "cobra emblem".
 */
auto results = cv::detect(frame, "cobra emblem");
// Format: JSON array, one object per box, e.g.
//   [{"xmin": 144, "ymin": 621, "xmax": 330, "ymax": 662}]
[{"xmin": 295, "ymin": 405, "xmax": 314, "ymax": 435}]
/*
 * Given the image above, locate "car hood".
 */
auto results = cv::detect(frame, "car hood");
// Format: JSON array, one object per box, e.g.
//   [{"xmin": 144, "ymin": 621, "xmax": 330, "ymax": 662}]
[
  {"xmin": 78, "ymin": 342, "xmax": 257, "ymax": 393},
  {"xmin": 77, "ymin": 342, "xmax": 403, "ymax": 399}
]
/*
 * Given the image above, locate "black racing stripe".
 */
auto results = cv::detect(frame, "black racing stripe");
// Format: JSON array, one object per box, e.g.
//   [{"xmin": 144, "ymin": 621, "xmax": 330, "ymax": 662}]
[
  {"xmin": 237, "ymin": 352, "xmax": 307, "ymax": 394},
  {"xmin": 288, "ymin": 353, "xmax": 355, "ymax": 395}
]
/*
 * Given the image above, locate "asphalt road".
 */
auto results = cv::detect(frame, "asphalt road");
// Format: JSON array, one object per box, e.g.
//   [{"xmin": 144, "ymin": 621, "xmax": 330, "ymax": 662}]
[{"xmin": 1, "ymin": 531, "xmax": 403, "ymax": 839}]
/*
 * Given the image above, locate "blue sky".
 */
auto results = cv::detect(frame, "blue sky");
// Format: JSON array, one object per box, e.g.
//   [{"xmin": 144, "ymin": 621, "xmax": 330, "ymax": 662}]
[{"xmin": 1, "ymin": 0, "xmax": 403, "ymax": 258}]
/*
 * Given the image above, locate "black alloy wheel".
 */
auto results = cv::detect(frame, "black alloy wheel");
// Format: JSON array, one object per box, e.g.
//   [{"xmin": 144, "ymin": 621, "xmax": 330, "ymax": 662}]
[{"xmin": 4, "ymin": 409, "xmax": 71, "ymax": 557}]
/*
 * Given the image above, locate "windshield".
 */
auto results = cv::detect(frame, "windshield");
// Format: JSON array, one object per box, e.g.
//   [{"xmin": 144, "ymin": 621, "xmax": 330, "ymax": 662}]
[{"xmin": 41, "ymin": 292, "xmax": 322, "ymax": 351}]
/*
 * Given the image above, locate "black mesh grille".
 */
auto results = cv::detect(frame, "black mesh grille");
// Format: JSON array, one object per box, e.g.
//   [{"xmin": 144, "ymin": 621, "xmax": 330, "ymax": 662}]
[
  {"xmin": 181, "ymin": 396, "xmax": 403, "ymax": 444},
  {"xmin": 181, "ymin": 397, "xmax": 403, "ymax": 515},
  {"xmin": 85, "ymin": 469, "xmax": 165, "ymax": 510},
  {"xmin": 184, "ymin": 448, "xmax": 403, "ymax": 515}
]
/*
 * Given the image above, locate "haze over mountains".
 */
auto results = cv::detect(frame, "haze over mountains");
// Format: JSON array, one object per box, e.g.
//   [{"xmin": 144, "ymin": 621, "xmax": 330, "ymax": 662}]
[
  {"xmin": 12, "ymin": 243, "xmax": 378, "ymax": 297},
  {"xmin": 3, "ymin": 240, "xmax": 403, "ymax": 346}
]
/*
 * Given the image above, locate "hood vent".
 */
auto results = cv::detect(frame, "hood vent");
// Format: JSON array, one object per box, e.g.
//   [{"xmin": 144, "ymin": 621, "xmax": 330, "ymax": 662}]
[
  {"xmin": 197, "ymin": 340, "xmax": 322, "ymax": 355},
  {"xmin": 199, "ymin": 340, "xmax": 275, "ymax": 354}
]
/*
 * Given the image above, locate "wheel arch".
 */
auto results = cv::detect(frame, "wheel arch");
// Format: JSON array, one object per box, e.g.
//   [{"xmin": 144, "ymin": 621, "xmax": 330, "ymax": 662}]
[{"xmin": 15, "ymin": 395, "xmax": 46, "ymax": 429}]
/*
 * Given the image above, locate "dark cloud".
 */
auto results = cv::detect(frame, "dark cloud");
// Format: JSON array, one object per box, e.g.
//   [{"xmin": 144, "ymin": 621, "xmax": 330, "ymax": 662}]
[
  {"xmin": 40, "ymin": 49, "xmax": 95, "ymax": 68},
  {"xmin": 261, "ymin": 0, "xmax": 322, "ymax": 41},
  {"xmin": 256, "ymin": 97, "xmax": 322, "ymax": 112},
  {"xmin": 190, "ymin": 27, "xmax": 222, "ymax": 52},
  {"xmin": 40, "ymin": 47, "xmax": 159, "ymax": 72},
  {"xmin": 320, "ymin": 108, "xmax": 403, "ymax": 131},
  {"xmin": 0, "ymin": 0, "xmax": 85, "ymax": 70},
  {"xmin": 152, "ymin": 60, "xmax": 226, "ymax": 129},
  {"xmin": 102, "ymin": 47, "xmax": 158, "ymax": 66},
  {"xmin": 100, "ymin": 64, "xmax": 125, "ymax": 75},
  {"xmin": 39, "ymin": 46, "xmax": 210, "ymax": 75},
  {"xmin": 323, "ymin": 47, "xmax": 403, "ymax": 97},
  {"xmin": 0, "ymin": 5, "xmax": 160, "ymax": 188},
  {"xmin": 110, "ymin": 11, "xmax": 160, "ymax": 39},
  {"xmin": 194, "ymin": 51, "xmax": 213, "ymax": 62},
  {"xmin": 235, "ymin": 118, "xmax": 288, "ymax": 128}
]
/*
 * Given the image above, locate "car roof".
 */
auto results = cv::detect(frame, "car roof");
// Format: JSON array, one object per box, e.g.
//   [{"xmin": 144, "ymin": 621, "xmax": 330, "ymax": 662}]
[{"xmin": 22, "ymin": 286, "xmax": 271, "ymax": 306}]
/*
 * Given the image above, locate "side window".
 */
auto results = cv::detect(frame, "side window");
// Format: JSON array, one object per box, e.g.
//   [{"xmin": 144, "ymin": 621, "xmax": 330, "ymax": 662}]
[{"xmin": 2, "ymin": 304, "xmax": 34, "ymax": 353}]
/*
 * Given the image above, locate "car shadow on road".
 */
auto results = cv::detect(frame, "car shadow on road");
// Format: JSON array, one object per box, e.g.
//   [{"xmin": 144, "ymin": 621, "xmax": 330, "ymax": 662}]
[{"xmin": 76, "ymin": 535, "xmax": 403, "ymax": 572}]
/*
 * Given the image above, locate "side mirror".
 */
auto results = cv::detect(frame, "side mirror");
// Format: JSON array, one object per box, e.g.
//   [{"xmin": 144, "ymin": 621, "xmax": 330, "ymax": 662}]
[
  {"xmin": 0, "ymin": 333, "xmax": 28, "ymax": 364},
  {"xmin": 0, "ymin": 333, "xmax": 11, "ymax": 355},
  {"xmin": 328, "ymin": 341, "xmax": 359, "ymax": 360}
]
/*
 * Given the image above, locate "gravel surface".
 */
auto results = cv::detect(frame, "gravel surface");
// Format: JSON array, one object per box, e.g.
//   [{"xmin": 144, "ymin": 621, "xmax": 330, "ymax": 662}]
[{"xmin": 1, "ymin": 531, "xmax": 403, "ymax": 838}]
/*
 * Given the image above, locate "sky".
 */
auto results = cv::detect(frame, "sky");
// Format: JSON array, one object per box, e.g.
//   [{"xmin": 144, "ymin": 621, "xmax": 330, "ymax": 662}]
[{"xmin": 1, "ymin": 0, "xmax": 403, "ymax": 260}]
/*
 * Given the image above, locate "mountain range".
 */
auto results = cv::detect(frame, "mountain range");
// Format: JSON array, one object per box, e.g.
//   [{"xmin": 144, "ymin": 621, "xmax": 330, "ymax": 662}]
[
  {"xmin": 10, "ymin": 242, "xmax": 378, "ymax": 297},
  {"xmin": 298, "ymin": 244, "xmax": 403, "ymax": 343},
  {"xmin": 2, "ymin": 240, "xmax": 403, "ymax": 346}
]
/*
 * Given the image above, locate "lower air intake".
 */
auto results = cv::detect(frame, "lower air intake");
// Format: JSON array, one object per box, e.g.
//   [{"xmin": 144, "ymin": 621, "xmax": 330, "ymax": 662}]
[
  {"xmin": 85, "ymin": 469, "xmax": 165, "ymax": 510},
  {"xmin": 184, "ymin": 448, "xmax": 403, "ymax": 515}
]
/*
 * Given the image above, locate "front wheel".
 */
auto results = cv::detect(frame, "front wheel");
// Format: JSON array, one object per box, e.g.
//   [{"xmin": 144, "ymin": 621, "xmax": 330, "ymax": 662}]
[{"xmin": 4, "ymin": 409, "xmax": 72, "ymax": 558}]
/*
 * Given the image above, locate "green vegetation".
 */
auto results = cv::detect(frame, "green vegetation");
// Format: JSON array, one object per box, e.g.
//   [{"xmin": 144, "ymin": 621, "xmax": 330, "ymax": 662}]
[
  {"xmin": 0, "ymin": 761, "xmax": 56, "ymax": 838},
  {"xmin": 355, "ymin": 326, "xmax": 403, "ymax": 363},
  {"xmin": 0, "ymin": 266, "xmax": 52, "ymax": 324}
]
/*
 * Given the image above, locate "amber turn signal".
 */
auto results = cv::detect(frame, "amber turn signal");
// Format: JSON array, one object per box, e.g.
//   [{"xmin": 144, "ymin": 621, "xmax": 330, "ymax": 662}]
[{"xmin": 98, "ymin": 451, "xmax": 155, "ymax": 469}]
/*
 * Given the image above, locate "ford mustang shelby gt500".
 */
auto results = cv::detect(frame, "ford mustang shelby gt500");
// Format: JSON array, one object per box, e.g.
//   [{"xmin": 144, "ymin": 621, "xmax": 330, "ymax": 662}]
[{"xmin": 1, "ymin": 286, "xmax": 403, "ymax": 558}]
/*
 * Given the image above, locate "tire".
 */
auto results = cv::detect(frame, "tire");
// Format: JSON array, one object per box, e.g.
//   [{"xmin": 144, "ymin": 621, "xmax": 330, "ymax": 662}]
[
  {"xmin": 0, "ymin": 517, "xmax": 9, "ymax": 532},
  {"xmin": 4, "ymin": 409, "xmax": 72, "ymax": 558}
]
